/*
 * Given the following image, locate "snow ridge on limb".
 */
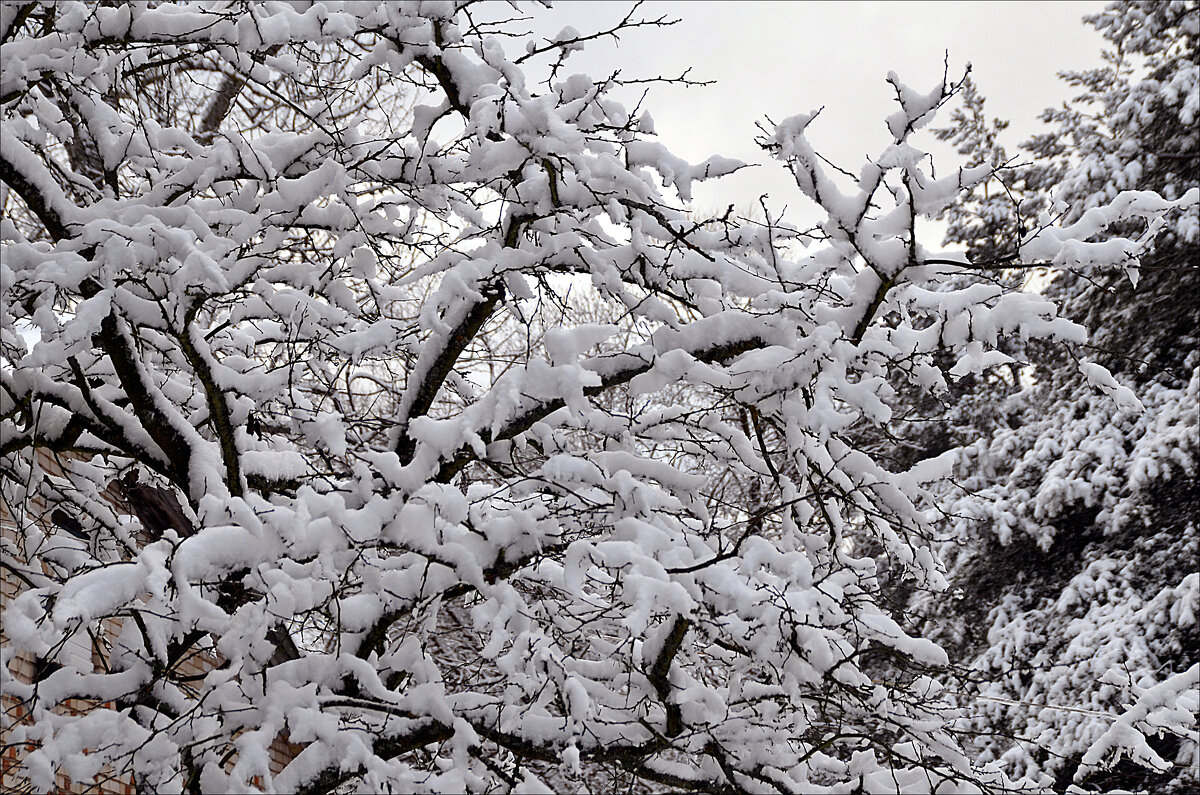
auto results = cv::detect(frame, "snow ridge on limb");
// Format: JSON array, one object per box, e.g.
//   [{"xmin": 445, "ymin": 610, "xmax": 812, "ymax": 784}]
[{"xmin": 1074, "ymin": 664, "xmax": 1199, "ymax": 786}]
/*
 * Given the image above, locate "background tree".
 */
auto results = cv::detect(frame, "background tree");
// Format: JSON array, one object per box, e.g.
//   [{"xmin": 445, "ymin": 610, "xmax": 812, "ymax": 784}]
[
  {"xmin": 1, "ymin": 2, "xmax": 1194, "ymax": 794},
  {"xmin": 911, "ymin": 2, "xmax": 1200, "ymax": 791}
]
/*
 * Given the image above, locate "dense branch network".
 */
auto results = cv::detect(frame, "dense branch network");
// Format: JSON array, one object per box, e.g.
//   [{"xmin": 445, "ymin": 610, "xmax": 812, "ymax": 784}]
[{"xmin": 1, "ymin": 3, "xmax": 1195, "ymax": 794}]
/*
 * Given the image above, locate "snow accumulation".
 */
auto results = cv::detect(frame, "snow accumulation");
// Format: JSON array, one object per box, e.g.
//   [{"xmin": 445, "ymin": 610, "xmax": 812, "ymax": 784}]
[{"xmin": 1, "ymin": 1, "xmax": 1196, "ymax": 794}]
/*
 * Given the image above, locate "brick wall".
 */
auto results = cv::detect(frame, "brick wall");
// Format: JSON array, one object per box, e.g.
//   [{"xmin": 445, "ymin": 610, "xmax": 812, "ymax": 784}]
[{"xmin": 1, "ymin": 452, "xmax": 302, "ymax": 792}]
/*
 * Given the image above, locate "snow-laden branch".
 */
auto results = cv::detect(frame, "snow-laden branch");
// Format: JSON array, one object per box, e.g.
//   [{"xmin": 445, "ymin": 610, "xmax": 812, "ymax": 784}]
[{"xmin": 2, "ymin": 3, "xmax": 1190, "ymax": 794}]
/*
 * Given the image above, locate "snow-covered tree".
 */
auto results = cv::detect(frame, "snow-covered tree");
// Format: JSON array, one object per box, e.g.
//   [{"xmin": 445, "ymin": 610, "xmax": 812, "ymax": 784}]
[
  {"xmin": 913, "ymin": 2, "xmax": 1200, "ymax": 791},
  {"xmin": 1, "ymin": 2, "xmax": 1194, "ymax": 793}
]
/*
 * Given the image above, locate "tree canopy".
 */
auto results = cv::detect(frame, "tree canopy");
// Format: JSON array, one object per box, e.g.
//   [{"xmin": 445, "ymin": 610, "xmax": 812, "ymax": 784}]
[{"xmin": 1, "ymin": 2, "xmax": 1196, "ymax": 793}]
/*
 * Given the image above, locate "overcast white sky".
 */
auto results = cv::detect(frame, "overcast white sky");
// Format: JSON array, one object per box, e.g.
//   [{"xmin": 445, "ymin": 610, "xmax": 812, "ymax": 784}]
[{"xmin": 502, "ymin": 1, "xmax": 1109, "ymax": 226}]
